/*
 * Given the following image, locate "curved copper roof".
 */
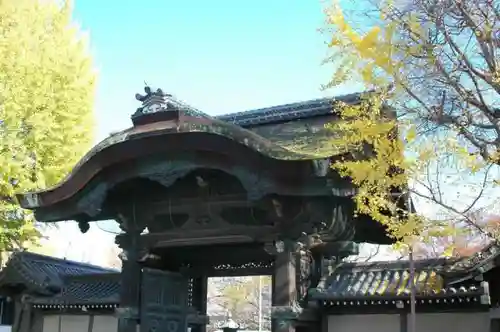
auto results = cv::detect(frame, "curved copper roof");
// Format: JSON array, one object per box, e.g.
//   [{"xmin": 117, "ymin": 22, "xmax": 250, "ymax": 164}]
[{"xmin": 16, "ymin": 91, "xmax": 366, "ymax": 212}]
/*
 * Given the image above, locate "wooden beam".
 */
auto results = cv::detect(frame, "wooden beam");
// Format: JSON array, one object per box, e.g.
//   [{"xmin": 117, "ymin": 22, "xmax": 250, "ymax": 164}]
[
  {"xmin": 134, "ymin": 225, "xmax": 279, "ymax": 247},
  {"xmin": 142, "ymin": 194, "xmax": 255, "ymax": 214},
  {"xmin": 186, "ymin": 266, "xmax": 273, "ymax": 278}
]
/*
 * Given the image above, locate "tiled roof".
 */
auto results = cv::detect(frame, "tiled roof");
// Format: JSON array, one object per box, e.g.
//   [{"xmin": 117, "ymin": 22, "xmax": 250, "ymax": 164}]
[
  {"xmin": 3, "ymin": 251, "xmax": 495, "ymax": 310},
  {"xmin": 310, "ymin": 258, "xmax": 489, "ymax": 306},
  {"xmin": 215, "ymin": 92, "xmax": 364, "ymax": 127},
  {"xmin": 31, "ymin": 273, "xmax": 120, "ymax": 309},
  {"xmin": 443, "ymin": 243, "xmax": 500, "ymax": 283},
  {"xmin": 0, "ymin": 251, "xmax": 116, "ymax": 296}
]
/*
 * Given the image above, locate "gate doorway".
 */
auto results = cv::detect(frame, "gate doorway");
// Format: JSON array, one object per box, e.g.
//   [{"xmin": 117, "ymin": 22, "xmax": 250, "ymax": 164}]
[{"xmin": 207, "ymin": 276, "xmax": 272, "ymax": 332}]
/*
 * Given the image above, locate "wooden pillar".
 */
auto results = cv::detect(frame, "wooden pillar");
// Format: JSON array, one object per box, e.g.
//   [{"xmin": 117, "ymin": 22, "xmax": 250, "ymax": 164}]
[
  {"xmin": 400, "ymin": 313, "xmax": 408, "ymax": 332},
  {"xmin": 191, "ymin": 275, "xmax": 208, "ymax": 332},
  {"xmin": 271, "ymin": 243, "xmax": 297, "ymax": 332},
  {"xmin": 116, "ymin": 230, "xmax": 142, "ymax": 332},
  {"xmin": 12, "ymin": 298, "xmax": 33, "ymax": 332}
]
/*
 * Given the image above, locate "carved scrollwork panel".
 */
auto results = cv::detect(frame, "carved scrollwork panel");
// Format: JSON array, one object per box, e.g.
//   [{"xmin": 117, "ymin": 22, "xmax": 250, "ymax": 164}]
[
  {"xmin": 212, "ymin": 261, "xmax": 274, "ymax": 272},
  {"xmin": 327, "ymin": 200, "xmax": 356, "ymax": 240},
  {"xmin": 180, "ymin": 211, "xmax": 229, "ymax": 230},
  {"xmin": 295, "ymin": 250, "xmax": 314, "ymax": 306},
  {"xmin": 229, "ymin": 166, "xmax": 277, "ymax": 201},
  {"xmin": 76, "ymin": 182, "xmax": 109, "ymax": 217},
  {"xmin": 184, "ymin": 260, "xmax": 275, "ymax": 277},
  {"xmin": 140, "ymin": 161, "xmax": 195, "ymax": 188}
]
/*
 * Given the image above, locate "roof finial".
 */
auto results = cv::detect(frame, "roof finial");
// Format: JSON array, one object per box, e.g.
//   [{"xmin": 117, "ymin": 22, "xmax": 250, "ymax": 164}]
[
  {"xmin": 134, "ymin": 84, "xmax": 171, "ymax": 103},
  {"xmin": 131, "ymin": 84, "xmax": 177, "ymax": 125}
]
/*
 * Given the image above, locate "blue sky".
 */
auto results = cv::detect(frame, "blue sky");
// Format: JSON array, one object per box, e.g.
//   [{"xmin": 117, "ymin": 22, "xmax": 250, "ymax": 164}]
[
  {"xmin": 75, "ymin": 0, "xmax": 352, "ymax": 141},
  {"xmin": 46, "ymin": 0, "xmax": 369, "ymax": 265}
]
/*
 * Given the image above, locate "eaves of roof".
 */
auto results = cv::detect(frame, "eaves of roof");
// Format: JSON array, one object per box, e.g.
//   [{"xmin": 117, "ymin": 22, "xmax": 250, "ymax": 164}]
[
  {"xmin": 310, "ymin": 258, "xmax": 490, "ymax": 307},
  {"xmin": 0, "ymin": 251, "xmax": 116, "ymax": 296}
]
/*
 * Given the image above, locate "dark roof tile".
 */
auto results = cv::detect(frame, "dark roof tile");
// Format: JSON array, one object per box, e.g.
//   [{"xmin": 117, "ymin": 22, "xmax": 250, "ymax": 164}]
[
  {"xmin": 444, "ymin": 243, "xmax": 500, "ymax": 280},
  {"xmin": 311, "ymin": 258, "xmax": 487, "ymax": 302},
  {"xmin": 31, "ymin": 273, "xmax": 120, "ymax": 305},
  {"xmin": 0, "ymin": 251, "xmax": 116, "ymax": 295},
  {"xmin": 215, "ymin": 93, "xmax": 364, "ymax": 127}
]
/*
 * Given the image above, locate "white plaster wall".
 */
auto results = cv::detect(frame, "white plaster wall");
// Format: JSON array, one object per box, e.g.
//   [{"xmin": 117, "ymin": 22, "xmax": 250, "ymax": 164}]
[
  {"xmin": 490, "ymin": 307, "xmax": 500, "ymax": 319},
  {"xmin": 41, "ymin": 314, "xmax": 120, "ymax": 332},
  {"xmin": 42, "ymin": 315, "xmax": 89, "ymax": 332},
  {"xmin": 42, "ymin": 316, "xmax": 59, "ymax": 332},
  {"xmin": 328, "ymin": 314, "xmax": 400, "ymax": 332},
  {"xmin": 412, "ymin": 312, "xmax": 490, "ymax": 332},
  {"xmin": 93, "ymin": 315, "xmax": 118, "ymax": 332},
  {"xmin": 61, "ymin": 315, "xmax": 89, "ymax": 332}
]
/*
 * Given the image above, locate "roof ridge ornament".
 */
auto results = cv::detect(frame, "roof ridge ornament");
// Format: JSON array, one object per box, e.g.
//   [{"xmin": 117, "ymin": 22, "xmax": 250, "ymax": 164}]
[
  {"xmin": 134, "ymin": 85, "xmax": 173, "ymax": 114},
  {"xmin": 131, "ymin": 85, "xmax": 178, "ymax": 126},
  {"xmin": 135, "ymin": 85, "xmax": 171, "ymax": 102}
]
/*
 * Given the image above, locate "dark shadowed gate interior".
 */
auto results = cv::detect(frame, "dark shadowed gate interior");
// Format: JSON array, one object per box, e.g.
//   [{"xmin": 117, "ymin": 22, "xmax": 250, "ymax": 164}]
[{"xmin": 16, "ymin": 87, "xmax": 398, "ymax": 332}]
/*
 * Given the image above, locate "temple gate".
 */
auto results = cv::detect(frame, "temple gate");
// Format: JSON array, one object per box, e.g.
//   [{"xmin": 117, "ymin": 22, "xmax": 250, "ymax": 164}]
[{"xmin": 16, "ymin": 87, "xmax": 395, "ymax": 332}]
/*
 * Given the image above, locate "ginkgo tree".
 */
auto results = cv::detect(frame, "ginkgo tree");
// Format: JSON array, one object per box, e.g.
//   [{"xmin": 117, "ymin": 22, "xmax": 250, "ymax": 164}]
[
  {"xmin": 323, "ymin": 0, "xmax": 500, "ymax": 253},
  {"xmin": 0, "ymin": 0, "xmax": 96, "ymax": 253},
  {"xmin": 208, "ymin": 276, "xmax": 272, "ymax": 331}
]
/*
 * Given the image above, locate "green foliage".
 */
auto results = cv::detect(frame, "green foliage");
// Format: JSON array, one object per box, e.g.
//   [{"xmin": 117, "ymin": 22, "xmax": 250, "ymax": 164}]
[
  {"xmin": 0, "ymin": 0, "xmax": 96, "ymax": 251},
  {"xmin": 220, "ymin": 276, "xmax": 271, "ymax": 312}
]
